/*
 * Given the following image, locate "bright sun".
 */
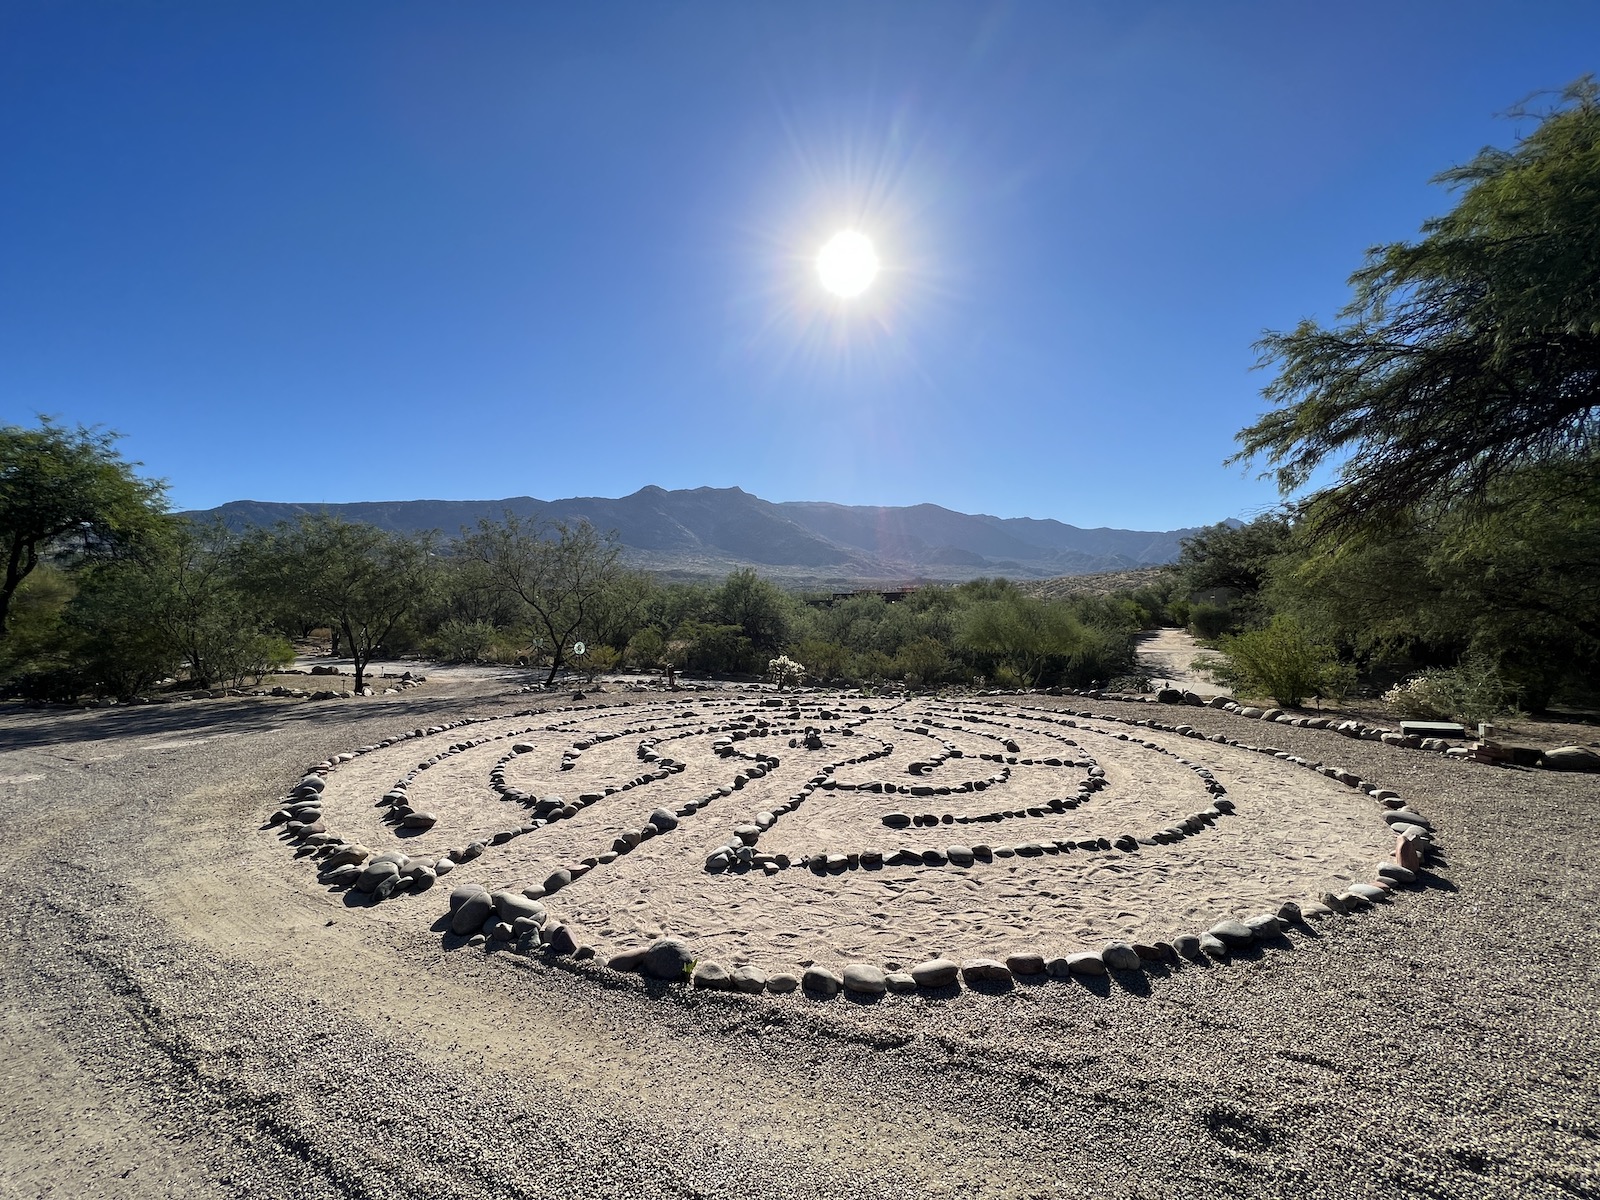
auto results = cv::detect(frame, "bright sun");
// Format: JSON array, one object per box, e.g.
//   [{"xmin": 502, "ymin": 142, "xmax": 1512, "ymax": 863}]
[{"xmin": 816, "ymin": 230, "xmax": 880, "ymax": 297}]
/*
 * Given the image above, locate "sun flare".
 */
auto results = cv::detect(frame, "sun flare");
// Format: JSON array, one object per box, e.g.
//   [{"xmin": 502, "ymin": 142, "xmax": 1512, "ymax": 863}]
[{"xmin": 816, "ymin": 230, "xmax": 880, "ymax": 297}]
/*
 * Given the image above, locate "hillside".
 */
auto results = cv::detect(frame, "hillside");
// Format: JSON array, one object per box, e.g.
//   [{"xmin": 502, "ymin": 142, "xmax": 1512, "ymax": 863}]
[{"xmin": 189, "ymin": 486, "xmax": 1218, "ymax": 582}]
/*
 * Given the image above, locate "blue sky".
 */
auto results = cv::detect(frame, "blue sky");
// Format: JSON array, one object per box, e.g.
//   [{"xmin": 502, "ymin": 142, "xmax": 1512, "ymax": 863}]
[{"xmin": 3, "ymin": 2, "xmax": 1596, "ymax": 529}]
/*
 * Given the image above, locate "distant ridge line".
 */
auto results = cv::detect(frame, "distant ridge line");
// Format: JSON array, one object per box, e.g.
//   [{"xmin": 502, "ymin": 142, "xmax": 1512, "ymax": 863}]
[{"xmin": 185, "ymin": 485, "xmax": 1221, "ymax": 584}]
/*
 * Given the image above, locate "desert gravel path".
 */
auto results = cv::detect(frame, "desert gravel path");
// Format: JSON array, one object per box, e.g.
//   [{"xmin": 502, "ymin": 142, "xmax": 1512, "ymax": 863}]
[{"xmin": 2, "ymin": 681, "xmax": 1597, "ymax": 1199}]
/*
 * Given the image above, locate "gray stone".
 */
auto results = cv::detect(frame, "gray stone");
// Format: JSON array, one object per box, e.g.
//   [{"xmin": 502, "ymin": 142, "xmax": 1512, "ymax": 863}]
[
  {"xmin": 1173, "ymin": 934, "xmax": 1201, "ymax": 957},
  {"xmin": 450, "ymin": 890, "xmax": 494, "ymax": 936},
  {"xmin": 1348, "ymin": 882, "xmax": 1388, "ymax": 902},
  {"xmin": 543, "ymin": 923, "xmax": 578, "ymax": 956},
  {"xmin": 355, "ymin": 860, "xmax": 400, "ymax": 894},
  {"xmin": 842, "ymin": 963, "xmax": 888, "ymax": 996},
  {"xmin": 1377, "ymin": 862, "xmax": 1416, "ymax": 883},
  {"xmin": 1065, "ymin": 951, "xmax": 1107, "ymax": 976},
  {"xmin": 728, "ymin": 966, "xmax": 767, "ymax": 994},
  {"xmin": 910, "ymin": 958, "xmax": 960, "ymax": 988},
  {"xmin": 960, "ymin": 959, "xmax": 1013, "ymax": 986},
  {"xmin": 693, "ymin": 961, "xmax": 732, "ymax": 990},
  {"xmin": 885, "ymin": 972, "xmax": 917, "ymax": 994},
  {"xmin": 1101, "ymin": 941, "xmax": 1142, "ymax": 971},
  {"xmin": 1199, "ymin": 933, "xmax": 1229, "ymax": 958},
  {"xmin": 802, "ymin": 966, "xmax": 843, "ymax": 996},
  {"xmin": 641, "ymin": 937, "xmax": 694, "ymax": 981},
  {"xmin": 542, "ymin": 868, "xmax": 573, "ymax": 894},
  {"xmin": 766, "ymin": 972, "xmax": 800, "ymax": 995},
  {"xmin": 1543, "ymin": 745, "xmax": 1600, "ymax": 772},
  {"xmin": 946, "ymin": 845, "xmax": 975, "ymax": 866},
  {"xmin": 1243, "ymin": 913, "xmax": 1281, "ymax": 938},
  {"xmin": 1276, "ymin": 901, "xmax": 1304, "ymax": 923},
  {"xmin": 647, "ymin": 807, "xmax": 680, "ymax": 832},
  {"xmin": 605, "ymin": 947, "xmax": 648, "ymax": 973},
  {"xmin": 1209, "ymin": 919, "xmax": 1254, "ymax": 947},
  {"xmin": 1005, "ymin": 953, "xmax": 1046, "ymax": 976},
  {"xmin": 491, "ymin": 891, "xmax": 546, "ymax": 924}
]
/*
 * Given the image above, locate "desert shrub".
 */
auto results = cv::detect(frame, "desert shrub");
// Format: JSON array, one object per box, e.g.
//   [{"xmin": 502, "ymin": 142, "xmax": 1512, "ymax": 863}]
[
  {"xmin": 674, "ymin": 622, "xmax": 753, "ymax": 674},
  {"xmin": 1382, "ymin": 656, "xmax": 1511, "ymax": 724},
  {"xmin": 574, "ymin": 644, "xmax": 620, "ymax": 682},
  {"xmin": 233, "ymin": 633, "xmax": 295, "ymax": 685},
  {"xmin": 850, "ymin": 649, "xmax": 896, "ymax": 686},
  {"xmin": 1203, "ymin": 617, "xmax": 1338, "ymax": 706},
  {"xmin": 766, "ymin": 654, "xmax": 806, "ymax": 689},
  {"xmin": 894, "ymin": 637, "xmax": 949, "ymax": 688},
  {"xmin": 992, "ymin": 663, "xmax": 1028, "ymax": 690},
  {"xmin": 789, "ymin": 638, "xmax": 850, "ymax": 684},
  {"xmin": 432, "ymin": 618, "xmax": 499, "ymax": 663},
  {"xmin": 624, "ymin": 627, "xmax": 666, "ymax": 670},
  {"xmin": 1188, "ymin": 602, "xmax": 1233, "ymax": 640}
]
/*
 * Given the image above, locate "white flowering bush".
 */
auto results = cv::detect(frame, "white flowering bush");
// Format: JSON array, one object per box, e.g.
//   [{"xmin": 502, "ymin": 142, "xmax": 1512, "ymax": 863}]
[
  {"xmin": 1382, "ymin": 675, "xmax": 1453, "ymax": 719},
  {"xmin": 766, "ymin": 654, "xmax": 806, "ymax": 690},
  {"xmin": 1382, "ymin": 658, "xmax": 1510, "ymax": 723}
]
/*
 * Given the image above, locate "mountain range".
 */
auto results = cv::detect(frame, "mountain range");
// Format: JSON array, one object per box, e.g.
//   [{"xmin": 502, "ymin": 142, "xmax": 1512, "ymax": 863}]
[{"xmin": 188, "ymin": 486, "xmax": 1215, "ymax": 584}]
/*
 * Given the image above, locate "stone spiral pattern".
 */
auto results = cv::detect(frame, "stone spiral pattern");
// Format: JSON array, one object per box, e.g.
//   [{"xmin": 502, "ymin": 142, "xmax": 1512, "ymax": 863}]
[{"xmin": 267, "ymin": 691, "xmax": 1442, "ymax": 1001}]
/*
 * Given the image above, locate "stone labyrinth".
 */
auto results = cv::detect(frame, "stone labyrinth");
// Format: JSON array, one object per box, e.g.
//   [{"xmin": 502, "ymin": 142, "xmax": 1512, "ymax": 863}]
[{"xmin": 269, "ymin": 692, "xmax": 1441, "ymax": 998}]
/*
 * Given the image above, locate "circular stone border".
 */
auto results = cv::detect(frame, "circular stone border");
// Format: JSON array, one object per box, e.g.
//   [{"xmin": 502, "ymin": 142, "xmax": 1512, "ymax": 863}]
[{"xmin": 266, "ymin": 691, "xmax": 1445, "ymax": 1003}]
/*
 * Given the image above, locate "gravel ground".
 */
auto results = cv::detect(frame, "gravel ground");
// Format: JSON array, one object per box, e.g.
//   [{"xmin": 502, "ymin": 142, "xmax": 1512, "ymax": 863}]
[{"xmin": 2, "ymin": 683, "xmax": 1597, "ymax": 1200}]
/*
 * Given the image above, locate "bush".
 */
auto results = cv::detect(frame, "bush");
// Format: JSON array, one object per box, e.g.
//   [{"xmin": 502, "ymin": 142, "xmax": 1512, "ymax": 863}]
[
  {"xmin": 766, "ymin": 654, "xmax": 806, "ymax": 689},
  {"xmin": 624, "ymin": 628, "xmax": 666, "ymax": 670},
  {"xmin": 1202, "ymin": 617, "xmax": 1340, "ymax": 706},
  {"xmin": 1188, "ymin": 602, "xmax": 1233, "ymax": 640},
  {"xmin": 432, "ymin": 618, "xmax": 499, "ymax": 663},
  {"xmin": 574, "ymin": 644, "xmax": 620, "ymax": 682},
  {"xmin": 1382, "ymin": 657, "xmax": 1510, "ymax": 724}
]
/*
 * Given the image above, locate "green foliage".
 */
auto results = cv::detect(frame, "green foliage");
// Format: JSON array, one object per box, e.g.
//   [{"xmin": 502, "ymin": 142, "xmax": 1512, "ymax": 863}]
[
  {"xmin": 715, "ymin": 568, "xmax": 797, "ymax": 652},
  {"xmin": 573, "ymin": 643, "xmax": 620, "ymax": 682},
  {"xmin": 67, "ymin": 557, "xmax": 183, "ymax": 700},
  {"xmin": 1188, "ymin": 602, "xmax": 1234, "ymax": 640},
  {"xmin": 241, "ymin": 514, "xmax": 435, "ymax": 692},
  {"xmin": 672, "ymin": 621, "xmax": 752, "ymax": 674},
  {"xmin": 624, "ymin": 627, "xmax": 666, "ymax": 670},
  {"xmin": 1383, "ymin": 656, "xmax": 1513, "ymax": 724},
  {"xmin": 788, "ymin": 637, "xmax": 850, "ymax": 684},
  {"xmin": 456, "ymin": 516, "xmax": 621, "ymax": 686},
  {"xmin": 1236, "ymin": 78, "xmax": 1600, "ymax": 534},
  {"xmin": 433, "ymin": 618, "xmax": 500, "ymax": 663},
  {"xmin": 893, "ymin": 637, "xmax": 949, "ymax": 688},
  {"xmin": 1201, "ymin": 617, "xmax": 1342, "ymax": 707},
  {"xmin": 0, "ymin": 418, "xmax": 168, "ymax": 636}
]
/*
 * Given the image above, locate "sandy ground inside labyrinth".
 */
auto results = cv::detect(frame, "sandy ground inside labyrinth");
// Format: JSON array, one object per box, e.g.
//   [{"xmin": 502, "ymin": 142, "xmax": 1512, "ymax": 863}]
[
  {"xmin": 300, "ymin": 694, "xmax": 1396, "ymax": 972},
  {"xmin": 2, "ymin": 675, "xmax": 1598, "ymax": 1200}
]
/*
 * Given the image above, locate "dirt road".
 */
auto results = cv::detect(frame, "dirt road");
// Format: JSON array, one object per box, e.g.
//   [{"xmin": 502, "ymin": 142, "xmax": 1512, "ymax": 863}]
[
  {"xmin": 2, "ymin": 681, "xmax": 1596, "ymax": 1199},
  {"xmin": 1135, "ymin": 627, "xmax": 1217, "ymax": 690}
]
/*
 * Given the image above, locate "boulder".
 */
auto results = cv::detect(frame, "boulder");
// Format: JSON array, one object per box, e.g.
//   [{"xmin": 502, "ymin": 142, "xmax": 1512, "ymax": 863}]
[
  {"xmin": 692, "ymin": 961, "xmax": 732, "ymax": 990},
  {"xmin": 641, "ymin": 938, "xmax": 694, "ymax": 981},
  {"xmin": 909, "ymin": 958, "xmax": 960, "ymax": 988},
  {"xmin": 354, "ymin": 860, "xmax": 400, "ymax": 894},
  {"xmin": 1101, "ymin": 941, "xmax": 1142, "ymax": 971},
  {"xmin": 450, "ymin": 890, "xmax": 494, "ymax": 936},
  {"xmin": 1209, "ymin": 919, "xmax": 1254, "ymax": 948},
  {"xmin": 1543, "ymin": 746, "xmax": 1600, "ymax": 773},
  {"xmin": 802, "ymin": 966, "xmax": 843, "ymax": 996},
  {"xmin": 842, "ymin": 963, "xmax": 888, "ymax": 997},
  {"xmin": 960, "ymin": 959, "xmax": 1013, "ymax": 986},
  {"xmin": 728, "ymin": 966, "xmax": 767, "ymax": 994}
]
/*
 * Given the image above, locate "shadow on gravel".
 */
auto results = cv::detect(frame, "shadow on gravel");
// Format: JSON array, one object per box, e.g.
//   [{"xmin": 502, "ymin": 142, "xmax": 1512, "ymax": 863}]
[
  {"xmin": 1068, "ymin": 973, "xmax": 1112, "ymax": 997},
  {"xmin": 0, "ymin": 693, "xmax": 503, "ymax": 752},
  {"xmin": 1107, "ymin": 969, "xmax": 1152, "ymax": 996}
]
